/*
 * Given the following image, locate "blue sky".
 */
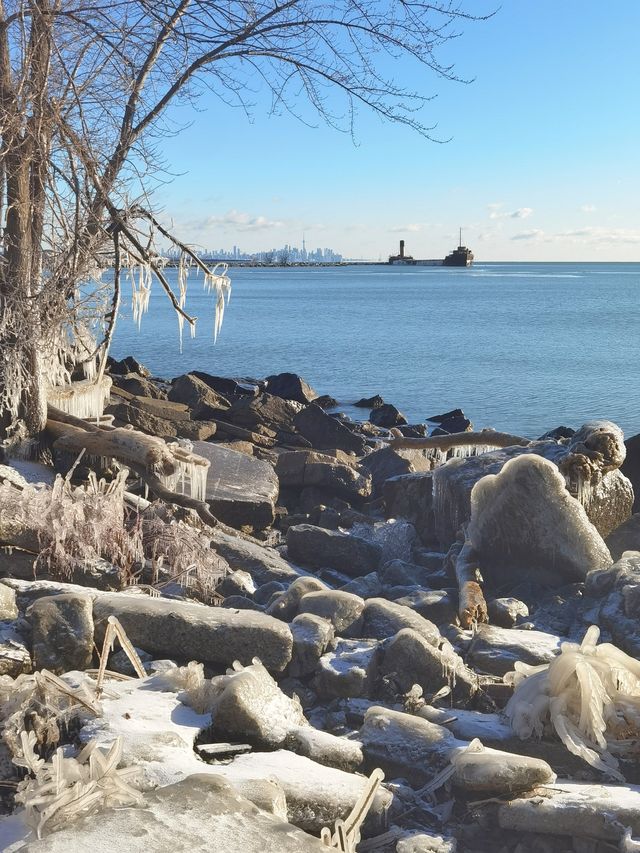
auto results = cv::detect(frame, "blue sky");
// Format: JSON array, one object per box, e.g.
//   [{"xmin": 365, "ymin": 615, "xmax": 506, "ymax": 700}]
[{"xmin": 153, "ymin": 1, "xmax": 640, "ymax": 261}]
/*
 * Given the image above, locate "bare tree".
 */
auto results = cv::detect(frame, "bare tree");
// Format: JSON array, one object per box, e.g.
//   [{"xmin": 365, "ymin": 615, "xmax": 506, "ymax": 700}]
[{"xmin": 0, "ymin": 0, "xmax": 488, "ymax": 447}]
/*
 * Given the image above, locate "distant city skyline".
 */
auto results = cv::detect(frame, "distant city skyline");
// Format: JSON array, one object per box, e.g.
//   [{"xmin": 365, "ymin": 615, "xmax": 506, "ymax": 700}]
[
  {"xmin": 166, "ymin": 242, "xmax": 343, "ymax": 263},
  {"xmin": 154, "ymin": 2, "xmax": 640, "ymax": 262}
]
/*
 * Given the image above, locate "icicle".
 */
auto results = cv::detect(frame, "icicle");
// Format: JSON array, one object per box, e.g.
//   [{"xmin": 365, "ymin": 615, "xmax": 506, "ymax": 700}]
[
  {"xmin": 439, "ymin": 640, "xmax": 459, "ymax": 689},
  {"xmin": 159, "ymin": 445, "xmax": 209, "ymax": 502},
  {"xmin": 131, "ymin": 262, "xmax": 152, "ymax": 329},
  {"xmin": 177, "ymin": 252, "xmax": 189, "ymax": 353},
  {"xmin": 203, "ymin": 262, "xmax": 231, "ymax": 342},
  {"xmin": 47, "ymin": 377, "xmax": 112, "ymax": 421},
  {"xmin": 82, "ymin": 357, "xmax": 97, "ymax": 382}
]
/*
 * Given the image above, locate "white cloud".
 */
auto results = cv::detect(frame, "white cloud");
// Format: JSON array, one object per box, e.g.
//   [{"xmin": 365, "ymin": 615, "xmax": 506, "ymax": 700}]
[
  {"xmin": 556, "ymin": 226, "xmax": 640, "ymax": 244},
  {"xmin": 488, "ymin": 203, "xmax": 533, "ymax": 220},
  {"xmin": 200, "ymin": 209, "xmax": 284, "ymax": 232},
  {"xmin": 511, "ymin": 229, "xmax": 545, "ymax": 241},
  {"xmin": 390, "ymin": 223, "xmax": 426, "ymax": 233},
  {"xmin": 580, "ymin": 204, "xmax": 597, "ymax": 213}
]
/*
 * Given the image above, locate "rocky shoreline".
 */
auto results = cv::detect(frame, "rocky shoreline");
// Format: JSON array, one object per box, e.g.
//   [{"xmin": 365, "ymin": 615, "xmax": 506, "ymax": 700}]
[{"xmin": 2, "ymin": 360, "xmax": 640, "ymax": 851}]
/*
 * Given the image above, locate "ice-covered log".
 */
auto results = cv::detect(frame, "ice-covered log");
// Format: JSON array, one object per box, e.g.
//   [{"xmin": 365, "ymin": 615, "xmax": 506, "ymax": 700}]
[{"xmin": 468, "ymin": 454, "xmax": 612, "ymax": 585}]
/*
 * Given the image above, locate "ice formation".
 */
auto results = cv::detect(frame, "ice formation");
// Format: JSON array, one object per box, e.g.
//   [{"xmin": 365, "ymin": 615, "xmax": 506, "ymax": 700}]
[
  {"xmin": 504, "ymin": 625, "xmax": 640, "ymax": 781},
  {"xmin": 130, "ymin": 261, "xmax": 152, "ymax": 330},
  {"xmin": 46, "ymin": 376, "xmax": 112, "ymax": 422},
  {"xmin": 161, "ymin": 442, "xmax": 209, "ymax": 502},
  {"xmin": 203, "ymin": 262, "xmax": 231, "ymax": 342}
]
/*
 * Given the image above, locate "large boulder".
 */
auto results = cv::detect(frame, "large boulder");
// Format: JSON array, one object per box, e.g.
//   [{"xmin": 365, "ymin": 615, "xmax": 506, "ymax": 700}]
[
  {"xmin": 211, "ymin": 530, "xmax": 303, "ymax": 586},
  {"xmin": 369, "ymin": 404, "xmax": 407, "ymax": 428},
  {"xmin": 288, "ymin": 613, "xmax": 335, "ymax": 677},
  {"xmin": 467, "ymin": 454, "xmax": 613, "ymax": 585},
  {"xmin": 360, "ymin": 598, "xmax": 440, "ymax": 646},
  {"xmin": 383, "ymin": 471, "xmax": 436, "ymax": 545},
  {"xmin": 265, "ymin": 372, "xmax": 318, "ymax": 404},
  {"xmin": 29, "ymin": 593, "xmax": 94, "ymax": 673},
  {"xmin": 298, "ymin": 590, "xmax": 365, "ymax": 636},
  {"xmin": 361, "ymin": 447, "xmax": 432, "ymax": 497},
  {"xmin": 294, "ymin": 404, "xmax": 367, "ymax": 455},
  {"xmin": 267, "ymin": 577, "xmax": 327, "ymax": 621},
  {"xmin": 191, "ymin": 371, "xmax": 260, "ymax": 397},
  {"xmin": 276, "ymin": 450, "xmax": 371, "ymax": 501},
  {"xmin": 606, "ymin": 513, "xmax": 640, "ymax": 560},
  {"xmin": 220, "ymin": 392, "xmax": 300, "ymax": 433},
  {"xmin": 191, "ymin": 440, "xmax": 279, "ymax": 530},
  {"xmin": 467, "ymin": 624, "xmax": 563, "ymax": 677},
  {"xmin": 92, "ymin": 593, "xmax": 293, "ymax": 672},
  {"xmin": 168, "ymin": 373, "xmax": 231, "ymax": 415},
  {"xmin": 622, "ymin": 432, "xmax": 640, "ymax": 512},
  {"xmin": 314, "ymin": 638, "xmax": 380, "ymax": 699},
  {"xmin": 286, "ymin": 524, "xmax": 382, "ymax": 577}
]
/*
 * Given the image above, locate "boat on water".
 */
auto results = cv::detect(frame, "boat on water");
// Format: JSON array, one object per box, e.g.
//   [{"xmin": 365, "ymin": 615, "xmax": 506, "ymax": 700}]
[{"xmin": 443, "ymin": 229, "xmax": 474, "ymax": 267}]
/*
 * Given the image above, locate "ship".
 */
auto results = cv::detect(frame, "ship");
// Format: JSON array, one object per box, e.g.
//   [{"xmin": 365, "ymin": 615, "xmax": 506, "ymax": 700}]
[{"xmin": 443, "ymin": 229, "xmax": 474, "ymax": 267}]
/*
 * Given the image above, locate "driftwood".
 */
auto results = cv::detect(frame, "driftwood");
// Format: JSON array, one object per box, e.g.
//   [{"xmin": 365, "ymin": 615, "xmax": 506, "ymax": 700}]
[
  {"xmin": 385, "ymin": 429, "xmax": 530, "ymax": 452},
  {"xmin": 455, "ymin": 540, "xmax": 488, "ymax": 629}
]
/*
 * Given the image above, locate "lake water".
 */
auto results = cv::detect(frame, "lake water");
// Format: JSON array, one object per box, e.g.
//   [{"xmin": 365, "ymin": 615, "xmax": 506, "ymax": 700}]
[{"xmin": 110, "ymin": 262, "xmax": 640, "ymax": 440}]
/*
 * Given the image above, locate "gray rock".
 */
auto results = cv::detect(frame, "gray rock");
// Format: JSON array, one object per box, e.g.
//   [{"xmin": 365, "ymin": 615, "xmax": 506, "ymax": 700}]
[
  {"xmin": 0, "ymin": 634, "xmax": 32, "ymax": 677},
  {"xmin": 340, "ymin": 572, "xmax": 384, "ymax": 599},
  {"xmin": 383, "ymin": 471, "xmax": 436, "ymax": 546},
  {"xmin": 29, "ymin": 593, "xmax": 94, "ymax": 673},
  {"xmin": 289, "ymin": 613, "xmax": 335, "ymax": 677},
  {"xmin": 108, "ymin": 400, "xmax": 179, "ymax": 437},
  {"xmin": 393, "ymin": 590, "xmax": 458, "ymax": 626},
  {"xmin": 584, "ymin": 469, "xmax": 634, "ymax": 539},
  {"xmin": 19, "ymin": 773, "xmax": 328, "ymax": 852},
  {"xmin": 314, "ymin": 638, "xmax": 380, "ymax": 699},
  {"xmin": 209, "ymin": 529, "xmax": 303, "ymax": 588},
  {"xmin": 265, "ymin": 372, "xmax": 318, "ymax": 404},
  {"xmin": 191, "ymin": 371, "xmax": 260, "ymax": 398},
  {"xmin": 286, "ymin": 726, "xmax": 363, "ymax": 772},
  {"xmin": 360, "ymin": 706, "xmax": 457, "ymax": 786},
  {"xmin": 129, "ymin": 395, "xmax": 191, "ymax": 422},
  {"xmin": 191, "ymin": 440, "xmax": 279, "ymax": 530},
  {"xmin": 221, "ymin": 595, "xmax": 264, "ymax": 611},
  {"xmin": 221, "ymin": 392, "xmax": 300, "ymax": 432},
  {"xmin": 298, "ymin": 590, "xmax": 365, "ymax": 636},
  {"xmin": 378, "ymin": 628, "xmax": 476, "ymax": 703},
  {"xmin": 210, "ymin": 661, "xmax": 307, "ymax": 747},
  {"xmin": 468, "ymin": 454, "xmax": 613, "ymax": 585},
  {"xmin": 276, "ymin": 450, "xmax": 371, "ymax": 501},
  {"xmin": 92, "ymin": 593, "xmax": 293, "ymax": 672},
  {"xmin": 369, "ymin": 404, "xmax": 407, "ymax": 428},
  {"xmin": 361, "ymin": 447, "xmax": 432, "ymax": 497},
  {"xmin": 254, "ymin": 580, "xmax": 288, "ymax": 605},
  {"xmin": 355, "ymin": 395, "xmax": 385, "ymax": 409},
  {"xmin": 266, "ymin": 576, "xmax": 327, "ymax": 621},
  {"xmin": 218, "ymin": 570, "xmax": 257, "ymax": 598},
  {"xmin": 0, "ymin": 583, "xmax": 18, "ymax": 620},
  {"xmin": 467, "ymin": 624, "xmax": 562, "ymax": 677},
  {"xmin": 487, "ymin": 597, "xmax": 529, "ymax": 628},
  {"xmin": 451, "ymin": 744, "xmax": 555, "ymax": 797},
  {"xmin": 294, "ymin": 404, "xmax": 367, "ymax": 455},
  {"xmin": 108, "ymin": 355, "xmax": 150, "ymax": 377},
  {"xmin": 606, "ymin": 513, "xmax": 640, "ymax": 560},
  {"xmin": 379, "ymin": 559, "xmax": 436, "ymax": 588},
  {"xmin": 287, "ymin": 524, "xmax": 382, "ymax": 577},
  {"xmin": 168, "ymin": 373, "xmax": 231, "ymax": 415},
  {"xmin": 360, "ymin": 598, "xmax": 440, "ymax": 646}
]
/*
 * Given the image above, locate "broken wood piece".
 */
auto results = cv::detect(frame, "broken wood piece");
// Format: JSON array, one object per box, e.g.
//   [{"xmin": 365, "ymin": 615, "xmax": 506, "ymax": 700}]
[
  {"xmin": 455, "ymin": 541, "xmax": 489, "ymax": 629},
  {"xmin": 95, "ymin": 615, "xmax": 147, "ymax": 697}
]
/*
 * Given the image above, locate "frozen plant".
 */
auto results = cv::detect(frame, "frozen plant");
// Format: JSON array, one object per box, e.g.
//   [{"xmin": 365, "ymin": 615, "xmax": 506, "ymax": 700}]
[
  {"xmin": 14, "ymin": 732, "xmax": 143, "ymax": 838},
  {"xmin": 504, "ymin": 625, "xmax": 640, "ymax": 781}
]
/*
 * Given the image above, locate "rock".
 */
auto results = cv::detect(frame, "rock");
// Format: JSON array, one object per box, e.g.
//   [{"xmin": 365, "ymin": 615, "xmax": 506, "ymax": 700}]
[
  {"xmin": 361, "ymin": 447, "xmax": 433, "ymax": 497},
  {"xmin": 129, "ymin": 395, "xmax": 191, "ymax": 421},
  {"xmin": 211, "ymin": 531, "xmax": 303, "ymax": 586},
  {"xmin": 467, "ymin": 624, "xmax": 562, "ymax": 677},
  {"xmin": 176, "ymin": 420, "xmax": 217, "ymax": 441},
  {"xmin": 191, "ymin": 440, "xmax": 279, "ymax": 530},
  {"xmin": 359, "ymin": 706, "xmax": 457, "ymax": 787},
  {"xmin": 623, "ymin": 432, "xmax": 640, "ymax": 512},
  {"xmin": 209, "ymin": 661, "xmax": 307, "ymax": 747},
  {"xmin": 191, "ymin": 371, "xmax": 260, "ymax": 398},
  {"xmin": 379, "ymin": 559, "xmax": 436, "ymax": 589},
  {"xmin": 538, "ymin": 425, "xmax": 576, "ymax": 441},
  {"xmin": 168, "ymin": 373, "xmax": 231, "ymax": 415},
  {"xmin": 287, "ymin": 524, "xmax": 382, "ymax": 577},
  {"xmin": 467, "ymin": 454, "xmax": 613, "ymax": 584},
  {"xmin": 0, "ymin": 584, "xmax": 18, "ymax": 620},
  {"xmin": 383, "ymin": 471, "xmax": 436, "ymax": 546},
  {"xmin": 360, "ymin": 598, "xmax": 440, "ymax": 646},
  {"xmin": 221, "ymin": 392, "xmax": 300, "ymax": 432},
  {"xmin": 254, "ymin": 580, "xmax": 287, "ymax": 604},
  {"xmin": 107, "ymin": 355, "xmax": 150, "ymax": 376},
  {"xmin": 394, "ymin": 590, "xmax": 458, "ymax": 626},
  {"xmin": 276, "ymin": 450, "xmax": 372, "ymax": 501},
  {"xmin": 294, "ymin": 404, "xmax": 368, "ymax": 455},
  {"xmin": 451, "ymin": 744, "xmax": 555, "ymax": 797},
  {"xmin": 584, "ymin": 469, "xmax": 634, "ymax": 539},
  {"xmin": 93, "ymin": 593, "xmax": 293, "ymax": 672},
  {"xmin": 340, "ymin": 572, "xmax": 384, "ymax": 599},
  {"xmin": 109, "ymin": 646, "xmax": 153, "ymax": 676},
  {"xmin": 314, "ymin": 638, "xmax": 380, "ymax": 699},
  {"xmin": 606, "ymin": 513, "xmax": 640, "ymax": 560},
  {"xmin": 298, "ymin": 590, "xmax": 365, "ymax": 636},
  {"xmin": 29, "ymin": 593, "xmax": 94, "ymax": 673},
  {"xmin": 0, "ymin": 633, "xmax": 31, "ymax": 677},
  {"xmin": 266, "ymin": 577, "xmax": 327, "ymax": 621},
  {"xmin": 110, "ymin": 372, "xmax": 164, "ymax": 398},
  {"xmin": 108, "ymin": 400, "xmax": 179, "ymax": 437},
  {"xmin": 218, "ymin": 570, "xmax": 257, "ymax": 598},
  {"xmin": 396, "ymin": 832, "xmax": 457, "ymax": 853},
  {"xmin": 427, "ymin": 408, "xmax": 464, "ymax": 423},
  {"xmin": 265, "ymin": 372, "xmax": 318, "ymax": 404},
  {"xmin": 289, "ymin": 613, "xmax": 335, "ymax": 677},
  {"xmin": 314, "ymin": 395, "xmax": 339, "ymax": 409},
  {"xmin": 378, "ymin": 628, "xmax": 476, "ymax": 703},
  {"xmin": 369, "ymin": 403, "xmax": 407, "ymax": 428},
  {"xmin": 18, "ymin": 773, "xmax": 328, "ymax": 852},
  {"xmin": 221, "ymin": 595, "xmax": 264, "ymax": 611},
  {"xmin": 431, "ymin": 416, "xmax": 472, "ymax": 434},
  {"xmin": 355, "ymin": 395, "xmax": 385, "ymax": 409},
  {"xmin": 286, "ymin": 726, "xmax": 363, "ymax": 772},
  {"xmin": 220, "ymin": 750, "xmax": 392, "ymax": 835},
  {"xmin": 487, "ymin": 597, "xmax": 529, "ymax": 628}
]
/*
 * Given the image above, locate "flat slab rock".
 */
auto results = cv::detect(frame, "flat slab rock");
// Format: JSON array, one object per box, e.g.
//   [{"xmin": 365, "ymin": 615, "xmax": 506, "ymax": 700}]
[
  {"xmin": 8, "ymin": 774, "xmax": 327, "ymax": 852},
  {"xmin": 467, "ymin": 624, "xmax": 563, "ymax": 677},
  {"xmin": 191, "ymin": 440, "xmax": 279, "ymax": 530},
  {"xmin": 93, "ymin": 592, "xmax": 293, "ymax": 672}
]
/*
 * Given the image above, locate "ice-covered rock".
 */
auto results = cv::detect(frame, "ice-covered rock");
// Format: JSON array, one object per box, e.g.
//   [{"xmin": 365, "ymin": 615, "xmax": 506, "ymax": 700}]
[
  {"xmin": 487, "ymin": 597, "xmax": 529, "ymax": 628},
  {"xmin": 0, "ymin": 627, "xmax": 31, "ymax": 677},
  {"xmin": 29, "ymin": 593, "xmax": 94, "ymax": 673},
  {"xmin": 314, "ymin": 638, "xmax": 380, "ymax": 699},
  {"xmin": 286, "ymin": 725, "xmax": 363, "ymax": 772},
  {"xmin": 378, "ymin": 628, "xmax": 477, "ymax": 704},
  {"xmin": 359, "ymin": 706, "xmax": 458, "ymax": 787},
  {"xmin": 379, "ymin": 559, "xmax": 437, "ymax": 589},
  {"xmin": 396, "ymin": 832, "xmax": 457, "ymax": 853},
  {"xmin": 0, "ymin": 583, "xmax": 18, "ymax": 620},
  {"xmin": 209, "ymin": 661, "xmax": 308, "ymax": 747},
  {"xmin": 211, "ymin": 529, "xmax": 304, "ymax": 585},
  {"xmin": 286, "ymin": 524, "xmax": 382, "ymax": 576},
  {"xmin": 450, "ymin": 740, "xmax": 555, "ymax": 797},
  {"xmin": 298, "ymin": 590, "xmax": 365, "ymax": 636},
  {"xmin": 392, "ymin": 590, "xmax": 458, "ymax": 627},
  {"xmin": 288, "ymin": 613, "xmax": 335, "ymax": 677},
  {"xmin": 383, "ymin": 471, "xmax": 436, "ymax": 546},
  {"xmin": 93, "ymin": 593, "xmax": 293, "ymax": 672},
  {"xmin": 360, "ymin": 598, "xmax": 441, "ymax": 646},
  {"xmin": 266, "ymin": 576, "xmax": 327, "ymax": 621},
  {"xmin": 340, "ymin": 572, "xmax": 384, "ymax": 599},
  {"xmin": 468, "ymin": 454, "xmax": 612, "ymax": 584},
  {"xmin": 467, "ymin": 624, "xmax": 563, "ymax": 677},
  {"xmin": 8, "ymin": 774, "xmax": 327, "ymax": 852}
]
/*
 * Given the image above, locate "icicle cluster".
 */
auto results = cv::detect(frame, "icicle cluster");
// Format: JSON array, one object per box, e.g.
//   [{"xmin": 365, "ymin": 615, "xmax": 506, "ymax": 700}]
[
  {"xmin": 130, "ymin": 261, "xmax": 152, "ymax": 329},
  {"xmin": 160, "ymin": 442, "xmax": 209, "ymax": 502},
  {"xmin": 448, "ymin": 444, "xmax": 495, "ymax": 459},
  {"xmin": 203, "ymin": 262, "xmax": 231, "ymax": 342},
  {"xmin": 14, "ymin": 732, "xmax": 143, "ymax": 838},
  {"xmin": 504, "ymin": 625, "xmax": 640, "ymax": 781},
  {"xmin": 46, "ymin": 376, "xmax": 112, "ymax": 421}
]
